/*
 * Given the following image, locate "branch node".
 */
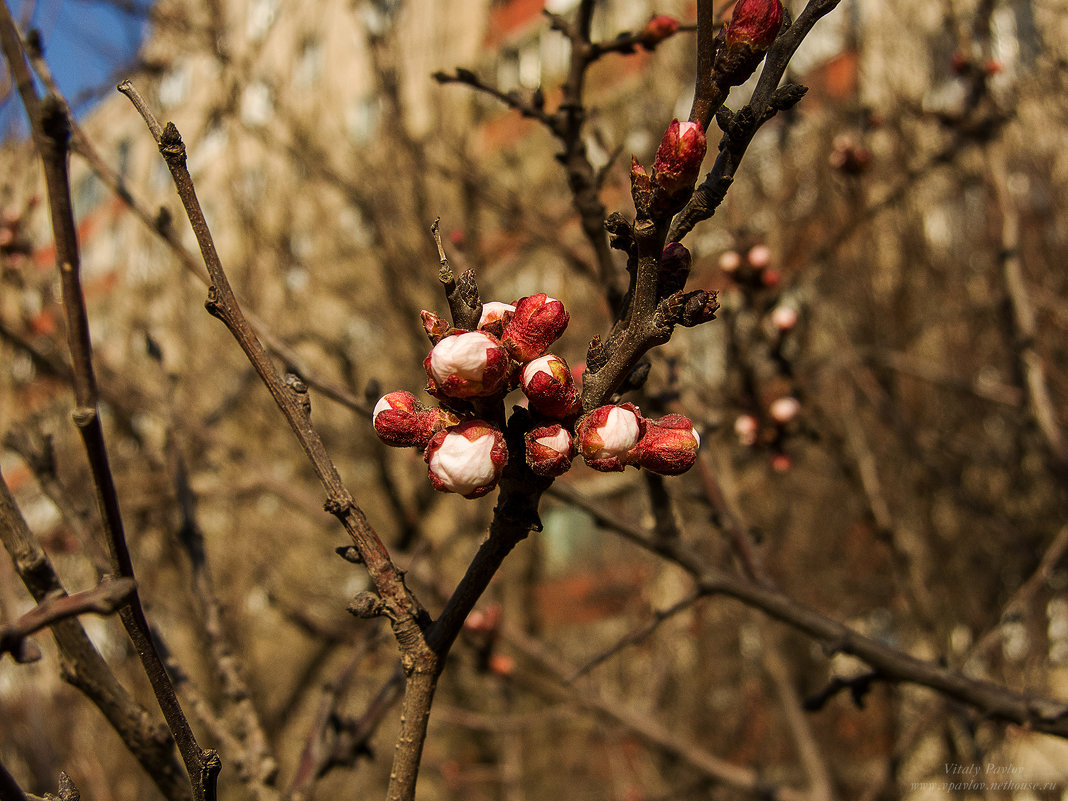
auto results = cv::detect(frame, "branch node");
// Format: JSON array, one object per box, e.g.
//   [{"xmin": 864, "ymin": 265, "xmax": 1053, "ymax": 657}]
[
  {"xmin": 70, "ymin": 406, "xmax": 96, "ymax": 428},
  {"xmin": 347, "ymin": 591, "xmax": 386, "ymax": 619}
]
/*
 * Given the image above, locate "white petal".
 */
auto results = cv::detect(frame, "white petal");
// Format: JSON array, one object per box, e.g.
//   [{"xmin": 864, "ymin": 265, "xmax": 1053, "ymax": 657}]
[
  {"xmin": 430, "ymin": 432, "xmax": 497, "ymax": 495},
  {"xmin": 594, "ymin": 407, "xmax": 640, "ymax": 457},
  {"xmin": 535, "ymin": 428, "xmax": 572, "ymax": 452},
  {"xmin": 431, "ymin": 332, "xmax": 494, "ymax": 382}
]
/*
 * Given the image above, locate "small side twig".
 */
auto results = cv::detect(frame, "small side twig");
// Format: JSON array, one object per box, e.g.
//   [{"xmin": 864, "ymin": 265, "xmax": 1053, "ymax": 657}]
[{"xmin": 0, "ymin": 577, "xmax": 136, "ymax": 662}]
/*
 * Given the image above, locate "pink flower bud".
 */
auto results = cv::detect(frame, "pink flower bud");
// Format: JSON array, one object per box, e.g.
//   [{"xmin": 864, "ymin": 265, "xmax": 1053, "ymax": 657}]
[
  {"xmin": 520, "ymin": 354, "xmax": 581, "ymax": 419},
  {"xmin": 719, "ymin": 250, "xmax": 742, "ymax": 273},
  {"xmin": 372, "ymin": 391, "xmax": 457, "ymax": 449},
  {"xmin": 725, "ymin": 0, "xmax": 784, "ymax": 52},
  {"xmin": 769, "ymin": 396, "xmax": 801, "ymax": 424},
  {"xmin": 424, "ymin": 420, "xmax": 508, "ymax": 498},
  {"xmin": 500, "ymin": 293, "xmax": 569, "ymax": 363},
  {"xmin": 652, "ymin": 119, "xmax": 707, "ymax": 202},
  {"xmin": 575, "ymin": 403, "xmax": 644, "ymax": 472},
  {"xmin": 425, "ymin": 331, "xmax": 510, "ymax": 399},
  {"xmin": 771, "ymin": 453, "xmax": 792, "ymax": 472},
  {"xmin": 639, "ymin": 15, "xmax": 680, "ymax": 49},
  {"xmin": 524, "ymin": 423, "xmax": 576, "ymax": 477},
  {"xmin": 635, "ymin": 414, "xmax": 700, "ymax": 475},
  {"xmin": 747, "ymin": 244, "xmax": 772, "ymax": 268},
  {"xmin": 477, "ymin": 302, "xmax": 516, "ymax": 337},
  {"xmin": 770, "ymin": 304, "xmax": 798, "ymax": 331},
  {"xmin": 734, "ymin": 414, "xmax": 759, "ymax": 446}
]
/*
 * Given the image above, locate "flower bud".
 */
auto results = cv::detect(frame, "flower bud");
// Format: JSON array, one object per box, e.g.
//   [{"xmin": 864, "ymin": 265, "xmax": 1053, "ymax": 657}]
[
  {"xmin": 747, "ymin": 244, "xmax": 771, "ymax": 268},
  {"xmin": 635, "ymin": 414, "xmax": 700, "ymax": 475},
  {"xmin": 372, "ymin": 391, "xmax": 457, "ymax": 449},
  {"xmin": 652, "ymin": 120, "xmax": 707, "ymax": 208},
  {"xmin": 639, "ymin": 15, "xmax": 680, "ymax": 49},
  {"xmin": 477, "ymin": 302, "xmax": 516, "ymax": 338},
  {"xmin": 734, "ymin": 413, "xmax": 759, "ymax": 446},
  {"xmin": 770, "ymin": 304, "xmax": 798, "ymax": 331},
  {"xmin": 425, "ymin": 331, "xmax": 510, "ymax": 399},
  {"xmin": 424, "ymin": 420, "xmax": 508, "ymax": 498},
  {"xmin": 715, "ymin": 0, "xmax": 784, "ymax": 87},
  {"xmin": 659, "ymin": 242, "xmax": 692, "ymax": 296},
  {"xmin": 500, "ymin": 293, "xmax": 569, "ymax": 363},
  {"xmin": 525, "ymin": 423, "xmax": 576, "ymax": 477},
  {"xmin": 769, "ymin": 396, "xmax": 801, "ymax": 424},
  {"xmin": 719, "ymin": 250, "xmax": 742, "ymax": 273},
  {"xmin": 725, "ymin": 0, "xmax": 784, "ymax": 52},
  {"xmin": 520, "ymin": 354, "xmax": 581, "ymax": 419},
  {"xmin": 575, "ymin": 403, "xmax": 644, "ymax": 471}
]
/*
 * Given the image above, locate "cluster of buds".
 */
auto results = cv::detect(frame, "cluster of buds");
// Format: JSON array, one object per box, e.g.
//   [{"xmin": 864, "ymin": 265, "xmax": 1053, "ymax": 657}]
[
  {"xmin": 374, "ymin": 293, "xmax": 701, "ymax": 499},
  {"xmin": 718, "ymin": 244, "xmax": 780, "ymax": 288},
  {"xmin": 734, "ymin": 395, "xmax": 801, "ymax": 471}
]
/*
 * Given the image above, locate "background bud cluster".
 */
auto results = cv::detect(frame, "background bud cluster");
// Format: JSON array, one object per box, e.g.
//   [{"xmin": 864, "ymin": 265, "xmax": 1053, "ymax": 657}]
[{"xmin": 373, "ymin": 295, "xmax": 700, "ymax": 498}]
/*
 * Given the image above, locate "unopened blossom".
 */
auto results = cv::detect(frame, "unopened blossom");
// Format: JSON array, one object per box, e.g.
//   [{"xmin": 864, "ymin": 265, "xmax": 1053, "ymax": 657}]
[
  {"xmin": 425, "ymin": 330, "xmax": 510, "ymax": 399},
  {"xmin": 372, "ymin": 390, "xmax": 457, "ymax": 449},
  {"xmin": 725, "ymin": 0, "xmax": 784, "ymax": 52},
  {"xmin": 525, "ymin": 423, "xmax": 576, "ymax": 477},
  {"xmin": 769, "ymin": 396, "xmax": 801, "ymax": 424},
  {"xmin": 576, "ymin": 403, "xmax": 644, "ymax": 471},
  {"xmin": 477, "ymin": 302, "xmax": 516, "ymax": 338},
  {"xmin": 635, "ymin": 414, "xmax": 700, "ymax": 475},
  {"xmin": 500, "ymin": 293, "xmax": 569, "ymax": 363},
  {"xmin": 652, "ymin": 120, "xmax": 707, "ymax": 205},
  {"xmin": 719, "ymin": 250, "xmax": 743, "ymax": 273},
  {"xmin": 520, "ymin": 354, "xmax": 581, "ymax": 419},
  {"xmin": 735, "ymin": 414, "xmax": 759, "ymax": 446},
  {"xmin": 715, "ymin": 0, "xmax": 784, "ymax": 88},
  {"xmin": 747, "ymin": 244, "xmax": 771, "ymax": 268},
  {"xmin": 639, "ymin": 15, "xmax": 679, "ymax": 49},
  {"xmin": 424, "ymin": 420, "xmax": 508, "ymax": 498},
  {"xmin": 770, "ymin": 304, "xmax": 798, "ymax": 331}
]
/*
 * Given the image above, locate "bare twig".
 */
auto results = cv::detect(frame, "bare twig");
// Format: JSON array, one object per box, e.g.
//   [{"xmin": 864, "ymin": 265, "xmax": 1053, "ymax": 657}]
[
  {"xmin": 0, "ymin": 577, "xmax": 135, "ymax": 661},
  {"xmin": 550, "ymin": 482, "xmax": 1068, "ymax": 737}
]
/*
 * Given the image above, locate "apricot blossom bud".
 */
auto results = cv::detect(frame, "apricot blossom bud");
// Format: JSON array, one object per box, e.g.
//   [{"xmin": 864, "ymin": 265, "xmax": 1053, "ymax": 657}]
[
  {"xmin": 635, "ymin": 414, "xmax": 700, "ymax": 475},
  {"xmin": 715, "ymin": 0, "xmax": 784, "ymax": 87},
  {"xmin": 425, "ymin": 331, "xmax": 510, "ymax": 399},
  {"xmin": 477, "ymin": 302, "xmax": 516, "ymax": 338},
  {"xmin": 719, "ymin": 250, "xmax": 743, "ymax": 273},
  {"xmin": 652, "ymin": 120, "xmax": 707, "ymax": 206},
  {"xmin": 576, "ymin": 403, "xmax": 644, "ymax": 471},
  {"xmin": 500, "ymin": 293, "xmax": 569, "ymax": 363},
  {"xmin": 424, "ymin": 420, "xmax": 508, "ymax": 498},
  {"xmin": 770, "ymin": 304, "xmax": 798, "ymax": 331},
  {"xmin": 725, "ymin": 0, "xmax": 784, "ymax": 52},
  {"xmin": 769, "ymin": 396, "xmax": 801, "ymax": 424},
  {"xmin": 372, "ymin": 390, "xmax": 457, "ymax": 448},
  {"xmin": 734, "ymin": 414, "xmax": 759, "ymax": 446},
  {"xmin": 520, "ymin": 354, "xmax": 581, "ymax": 419},
  {"xmin": 525, "ymin": 423, "xmax": 576, "ymax": 477},
  {"xmin": 639, "ymin": 15, "xmax": 680, "ymax": 49}
]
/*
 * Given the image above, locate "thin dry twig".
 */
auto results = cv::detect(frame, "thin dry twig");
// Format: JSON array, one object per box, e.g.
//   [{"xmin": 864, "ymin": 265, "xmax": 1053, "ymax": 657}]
[{"xmin": 0, "ymin": 577, "xmax": 136, "ymax": 662}]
